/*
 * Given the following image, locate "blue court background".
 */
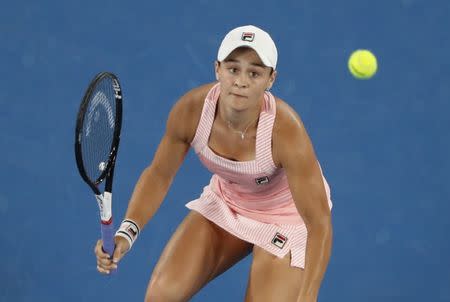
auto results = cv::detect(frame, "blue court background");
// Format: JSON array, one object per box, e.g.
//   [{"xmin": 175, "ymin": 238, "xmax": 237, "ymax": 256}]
[{"xmin": 1, "ymin": 0, "xmax": 449, "ymax": 301}]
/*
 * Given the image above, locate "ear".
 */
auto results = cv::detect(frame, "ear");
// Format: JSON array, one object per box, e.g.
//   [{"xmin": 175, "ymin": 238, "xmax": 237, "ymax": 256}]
[
  {"xmin": 214, "ymin": 61, "xmax": 220, "ymax": 81},
  {"xmin": 267, "ymin": 69, "xmax": 277, "ymax": 90}
]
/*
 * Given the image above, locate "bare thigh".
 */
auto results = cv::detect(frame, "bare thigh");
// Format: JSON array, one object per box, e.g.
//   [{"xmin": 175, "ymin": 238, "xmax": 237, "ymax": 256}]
[
  {"xmin": 244, "ymin": 246, "xmax": 304, "ymax": 302},
  {"xmin": 145, "ymin": 211, "xmax": 253, "ymax": 302}
]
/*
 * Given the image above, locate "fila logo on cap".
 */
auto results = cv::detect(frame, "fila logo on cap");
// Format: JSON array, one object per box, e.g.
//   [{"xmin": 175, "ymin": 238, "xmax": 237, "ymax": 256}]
[
  {"xmin": 271, "ymin": 232, "xmax": 287, "ymax": 249},
  {"xmin": 241, "ymin": 32, "xmax": 255, "ymax": 42}
]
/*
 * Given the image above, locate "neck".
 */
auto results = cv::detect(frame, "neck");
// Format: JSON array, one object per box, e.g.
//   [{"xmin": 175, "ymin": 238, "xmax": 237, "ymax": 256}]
[{"xmin": 217, "ymin": 97, "xmax": 262, "ymax": 130}]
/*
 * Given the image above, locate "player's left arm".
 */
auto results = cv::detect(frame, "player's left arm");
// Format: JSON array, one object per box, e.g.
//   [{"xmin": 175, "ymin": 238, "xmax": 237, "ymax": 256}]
[{"xmin": 273, "ymin": 101, "xmax": 332, "ymax": 302}]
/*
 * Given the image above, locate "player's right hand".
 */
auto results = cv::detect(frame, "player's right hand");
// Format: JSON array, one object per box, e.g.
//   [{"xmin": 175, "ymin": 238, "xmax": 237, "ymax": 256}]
[{"xmin": 95, "ymin": 236, "xmax": 130, "ymax": 274}]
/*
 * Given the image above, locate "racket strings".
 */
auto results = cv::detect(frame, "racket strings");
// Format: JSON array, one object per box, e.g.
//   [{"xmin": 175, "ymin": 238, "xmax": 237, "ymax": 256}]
[{"xmin": 80, "ymin": 77, "xmax": 117, "ymax": 183}]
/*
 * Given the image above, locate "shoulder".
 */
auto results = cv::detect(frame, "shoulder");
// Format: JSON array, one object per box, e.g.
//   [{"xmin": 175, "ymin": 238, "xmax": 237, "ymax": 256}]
[
  {"xmin": 272, "ymin": 96, "xmax": 312, "ymax": 167},
  {"xmin": 166, "ymin": 82, "xmax": 216, "ymax": 143},
  {"xmin": 273, "ymin": 96, "xmax": 306, "ymax": 142},
  {"xmin": 273, "ymin": 97, "xmax": 303, "ymax": 131}
]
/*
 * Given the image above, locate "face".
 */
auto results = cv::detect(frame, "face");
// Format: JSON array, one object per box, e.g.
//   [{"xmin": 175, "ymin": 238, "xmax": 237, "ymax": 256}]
[{"xmin": 215, "ymin": 47, "xmax": 277, "ymax": 112}]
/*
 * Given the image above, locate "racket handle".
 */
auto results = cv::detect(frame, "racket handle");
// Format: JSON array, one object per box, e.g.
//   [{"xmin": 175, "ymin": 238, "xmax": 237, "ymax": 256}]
[
  {"xmin": 101, "ymin": 222, "xmax": 115, "ymax": 256},
  {"xmin": 95, "ymin": 193, "xmax": 116, "ymax": 274},
  {"xmin": 101, "ymin": 222, "xmax": 117, "ymax": 274}
]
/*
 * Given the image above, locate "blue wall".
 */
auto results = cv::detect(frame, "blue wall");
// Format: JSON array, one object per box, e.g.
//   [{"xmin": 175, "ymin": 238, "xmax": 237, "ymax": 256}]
[{"xmin": 1, "ymin": 0, "xmax": 449, "ymax": 301}]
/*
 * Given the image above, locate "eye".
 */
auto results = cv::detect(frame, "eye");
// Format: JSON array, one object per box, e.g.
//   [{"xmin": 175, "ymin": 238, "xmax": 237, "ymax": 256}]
[
  {"xmin": 249, "ymin": 71, "xmax": 260, "ymax": 78},
  {"xmin": 228, "ymin": 68, "xmax": 238, "ymax": 74}
]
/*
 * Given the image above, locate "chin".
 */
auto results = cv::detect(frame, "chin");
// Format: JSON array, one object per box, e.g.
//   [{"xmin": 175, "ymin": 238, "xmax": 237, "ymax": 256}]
[
  {"xmin": 228, "ymin": 97, "xmax": 249, "ymax": 111},
  {"xmin": 230, "ymin": 105, "xmax": 248, "ymax": 112}
]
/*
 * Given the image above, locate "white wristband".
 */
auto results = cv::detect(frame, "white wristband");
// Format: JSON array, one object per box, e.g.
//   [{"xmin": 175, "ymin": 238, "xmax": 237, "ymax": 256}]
[{"xmin": 115, "ymin": 219, "xmax": 140, "ymax": 249}]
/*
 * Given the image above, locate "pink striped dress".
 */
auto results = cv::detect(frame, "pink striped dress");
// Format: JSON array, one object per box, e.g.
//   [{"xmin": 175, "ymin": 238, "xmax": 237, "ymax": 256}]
[{"xmin": 185, "ymin": 83, "xmax": 332, "ymax": 268}]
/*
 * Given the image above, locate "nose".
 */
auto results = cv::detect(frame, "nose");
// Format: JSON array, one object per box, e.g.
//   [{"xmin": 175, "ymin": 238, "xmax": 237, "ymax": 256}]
[{"xmin": 234, "ymin": 73, "xmax": 249, "ymax": 88}]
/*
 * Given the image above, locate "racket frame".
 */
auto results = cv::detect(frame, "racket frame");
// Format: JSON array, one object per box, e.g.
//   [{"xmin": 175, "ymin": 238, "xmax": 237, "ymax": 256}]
[{"xmin": 74, "ymin": 72, "xmax": 123, "ymax": 259}]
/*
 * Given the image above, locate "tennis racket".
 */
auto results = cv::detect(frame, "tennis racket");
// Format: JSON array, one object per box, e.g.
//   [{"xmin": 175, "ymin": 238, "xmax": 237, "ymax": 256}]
[{"xmin": 74, "ymin": 71, "xmax": 123, "ymax": 260}]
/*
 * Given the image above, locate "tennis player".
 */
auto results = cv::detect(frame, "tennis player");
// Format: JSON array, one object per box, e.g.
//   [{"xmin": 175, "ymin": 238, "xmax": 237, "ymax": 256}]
[{"xmin": 95, "ymin": 25, "xmax": 333, "ymax": 302}]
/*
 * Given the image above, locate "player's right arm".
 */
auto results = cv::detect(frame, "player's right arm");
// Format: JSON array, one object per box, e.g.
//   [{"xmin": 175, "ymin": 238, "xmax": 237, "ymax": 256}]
[{"xmin": 95, "ymin": 84, "xmax": 211, "ymax": 273}]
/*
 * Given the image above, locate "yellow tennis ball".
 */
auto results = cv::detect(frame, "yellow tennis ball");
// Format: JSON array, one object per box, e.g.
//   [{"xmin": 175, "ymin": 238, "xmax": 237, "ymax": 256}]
[{"xmin": 348, "ymin": 49, "xmax": 378, "ymax": 79}]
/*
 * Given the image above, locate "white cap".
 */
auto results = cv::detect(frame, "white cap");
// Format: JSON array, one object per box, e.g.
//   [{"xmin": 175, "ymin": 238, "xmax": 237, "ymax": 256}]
[{"xmin": 217, "ymin": 25, "xmax": 278, "ymax": 69}]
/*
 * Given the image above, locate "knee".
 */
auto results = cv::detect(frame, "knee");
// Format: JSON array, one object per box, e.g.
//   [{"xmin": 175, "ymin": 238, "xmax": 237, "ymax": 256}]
[{"xmin": 144, "ymin": 271, "xmax": 186, "ymax": 302}]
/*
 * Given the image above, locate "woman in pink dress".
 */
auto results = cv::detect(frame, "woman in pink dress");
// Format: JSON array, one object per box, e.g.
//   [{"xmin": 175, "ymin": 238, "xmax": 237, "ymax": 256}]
[{"xmin": 95, "ymin": 25, "xmax": 333, "ymax": 302}]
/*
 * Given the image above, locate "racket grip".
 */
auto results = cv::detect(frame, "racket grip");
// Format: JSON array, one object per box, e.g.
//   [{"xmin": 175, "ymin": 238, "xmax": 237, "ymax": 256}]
[{"xmin": 101, "ymin": 222, "xmax": 115, "ymax": 256}]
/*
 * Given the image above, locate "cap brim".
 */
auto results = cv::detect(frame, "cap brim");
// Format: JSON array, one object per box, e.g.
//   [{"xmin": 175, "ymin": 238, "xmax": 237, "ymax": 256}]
[{"xmin": 217, "ymin": 43, "xmax": 274, "ymax": 68}]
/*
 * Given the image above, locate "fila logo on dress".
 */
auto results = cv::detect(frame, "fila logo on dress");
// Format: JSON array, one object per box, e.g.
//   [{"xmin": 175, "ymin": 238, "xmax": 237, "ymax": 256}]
[
  {"xmin": 255, "ymin": 176, "xmax": 269, "ymax": 185},
  {"xmin": 271, "ymin": 232, "xmax": 288, "ymax": 249}
]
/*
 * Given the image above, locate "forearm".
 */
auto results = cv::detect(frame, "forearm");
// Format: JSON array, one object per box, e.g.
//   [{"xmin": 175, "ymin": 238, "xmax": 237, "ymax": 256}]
[
  {"xmin": 298, "ymin": 219, "xmax": 333, "ymax": 301},
  {"xmin": 123, "ymin": 166, "xmax": 173, "ymax": 229}
]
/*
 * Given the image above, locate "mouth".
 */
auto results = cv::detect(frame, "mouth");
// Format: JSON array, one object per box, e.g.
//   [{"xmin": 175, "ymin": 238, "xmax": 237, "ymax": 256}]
[{"xmin": 230, "ymin": 92, "xmax": 247, "ymax": 98}]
